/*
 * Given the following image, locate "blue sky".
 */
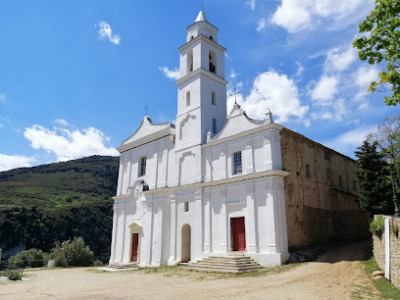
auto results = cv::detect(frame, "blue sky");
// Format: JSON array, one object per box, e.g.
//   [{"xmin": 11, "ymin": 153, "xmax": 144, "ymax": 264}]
[{"xmin": 0, "ymin": 0, "xmax": 398, "ymax": 171}]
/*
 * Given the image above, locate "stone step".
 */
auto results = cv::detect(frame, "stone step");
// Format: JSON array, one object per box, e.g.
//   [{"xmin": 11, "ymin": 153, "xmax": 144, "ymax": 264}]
[
  {"xmin": 192, "ymin": 261, "xmax": 260, "ymax": 267},
  {"xmin": 109, "ymin": 263, "xmax": 139, "ymax": 270},
  {"xmin": 185, "ymin": 255, "xmax": 262, "ymax": 274},
  {"xmin": 188, "ymin": 264, "xmax": 262, "ymax": 271}
]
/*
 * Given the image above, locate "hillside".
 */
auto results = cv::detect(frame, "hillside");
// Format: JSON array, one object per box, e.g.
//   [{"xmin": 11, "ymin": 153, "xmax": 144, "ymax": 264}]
[
  {"xmin": 0, "ymin": 155, "xmax": 119, "ymax": 210},
  {"xmin": 0, "ymin": 155, "xmax": 120, "ymax": 262}
]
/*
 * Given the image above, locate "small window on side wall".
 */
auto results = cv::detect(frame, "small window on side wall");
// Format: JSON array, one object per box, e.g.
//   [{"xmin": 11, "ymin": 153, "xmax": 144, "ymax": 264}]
[
  {"xmin": 211, "ymin": 91, "xmax": 216, "ymax": 105},
  {"xmin": 184, "ymin": 202, "xmax": 189, "ymax": 212},
  {"xmin": 305, "ymin": 164, "xmax": 311, "ymax": 178},
  {"xmin": 212, "ymin": 118, "xmax": 217, "ymax": 134},
  {"xmin": 186, "ymin": 91, "xmax": 190, "ymax": 106},
  {"xmin": 139, "ymin": 156, "xmax": 146, "ymax": 177},
  {"xmin": 233, "ymin": 151, "xmax": 242, "ymax": 175}
]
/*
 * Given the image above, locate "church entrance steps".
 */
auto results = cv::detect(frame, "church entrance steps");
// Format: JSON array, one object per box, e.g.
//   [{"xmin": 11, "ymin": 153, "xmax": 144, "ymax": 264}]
[
  {"xmin": 108, "ymin": 262, "xmax": 139, "ymax": 270},
  {"xmin": 184, "ymin": 255, "xmax": 262, "ymax": 274}
]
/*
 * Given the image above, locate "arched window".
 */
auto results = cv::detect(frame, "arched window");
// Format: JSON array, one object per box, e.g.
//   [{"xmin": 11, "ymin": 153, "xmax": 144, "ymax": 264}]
[
  {"xmin": 209, "ymin": 51, "xmax": 216, "ymax": 74},
  {"xmin": 209, "ymin": 35, "xmax": 213, "ymax": 40},
  {"xmin": 186, "ymin": 91, "xmax": 190, "ymax": 106},
  {"xmin": 187, "ymin": 50, "xmax": 193, "ymax": 74},
  {"xmin": 190, "ymin": 35, "xmax": 194, "ymax": 40}
]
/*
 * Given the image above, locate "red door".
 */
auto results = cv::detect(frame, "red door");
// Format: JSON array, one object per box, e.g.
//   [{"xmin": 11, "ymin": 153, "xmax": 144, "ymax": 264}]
[
  {"xmin": 131, "ymin": 233, "xmax": 139, "ymax": 262},
  {"xmin": 232, "ymin": 217, "xmax": 246, "ymax": 251}
]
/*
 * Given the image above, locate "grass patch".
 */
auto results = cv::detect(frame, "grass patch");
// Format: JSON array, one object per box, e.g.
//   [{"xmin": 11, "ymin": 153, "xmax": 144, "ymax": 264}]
[
  {"xmin": 363, "ymin": 256, "xmax": 400, "ymax": 299},
  {"xmin": 136, "ymin": 262, "xmax": 301, "ymax": 281}
]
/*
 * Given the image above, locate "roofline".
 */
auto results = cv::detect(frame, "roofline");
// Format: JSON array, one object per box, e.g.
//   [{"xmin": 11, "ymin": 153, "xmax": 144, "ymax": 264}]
[
  {"xmin": 178, "ymin": 34, "xmax": 226, "ymax": 52},
  {"xmin": 281, "ymin": 127, "xmax": 356, "ymax": 163},
  {"xmin": 117, "ymin": 128, "xmax": 175, "ymax": 153},
  {"xmin": 203, "ymin": 123, "xmax": 284, "ymax": 149},
  {"xmin": 186, "ymin": 20, "xmax": 218, "ymax": 33}
]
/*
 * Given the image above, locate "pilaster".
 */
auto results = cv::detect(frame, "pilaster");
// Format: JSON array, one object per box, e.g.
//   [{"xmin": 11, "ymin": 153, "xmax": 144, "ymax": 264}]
[
  {"xmin": 203, "ymin": 190, "xmax": 212, "ymax": 253},
  {"xmin": 219, "ymin": 188, "xmax": 228, "ymax": 252},
  {"xmin": 168, "ymin": 194, "xmax": 177, "ymax": 265},
  {"xmin": 246, "ymin": 182, "xmax": 258, "ymax": 253}
]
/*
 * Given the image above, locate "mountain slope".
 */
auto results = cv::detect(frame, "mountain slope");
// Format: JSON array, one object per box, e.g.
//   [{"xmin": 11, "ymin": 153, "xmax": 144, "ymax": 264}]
[{"xmin": 0, "ymin": 155, "xmax": 119, "ymax": 210}]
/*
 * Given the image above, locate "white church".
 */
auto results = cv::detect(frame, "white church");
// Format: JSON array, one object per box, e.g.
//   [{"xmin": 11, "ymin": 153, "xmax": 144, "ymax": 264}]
[{"xmin": 109, "ymin": 10, "xmax": 368, "ymax": 268}]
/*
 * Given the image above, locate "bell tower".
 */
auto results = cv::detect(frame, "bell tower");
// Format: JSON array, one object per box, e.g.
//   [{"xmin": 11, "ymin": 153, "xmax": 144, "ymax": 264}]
[{"xmin": 175, "ymin": 10, "xmax": 228, "ymax": 149}]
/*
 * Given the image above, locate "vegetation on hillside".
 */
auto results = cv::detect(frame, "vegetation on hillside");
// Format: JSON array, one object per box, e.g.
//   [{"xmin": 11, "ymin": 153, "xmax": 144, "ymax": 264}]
[
  {"xmin": 0, "ymin": 155, "xmax": 119, "ymax": 262},
  {"xmin": 0, "ymin": 155, "xmax": 119, "ymax": 210}
]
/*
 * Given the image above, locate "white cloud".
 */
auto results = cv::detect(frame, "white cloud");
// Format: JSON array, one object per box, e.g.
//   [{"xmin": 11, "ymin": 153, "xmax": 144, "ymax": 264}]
[
  {"xmin": 310, "ymin": 75, "xmax": 338, "ymax": 104},
  {"xmin": 324, "ymin": 47, "xmax": 356, "ymax": 73},
  {"xmin": 324, "ymin": 125, "xmax": 376, "ymax": 156},
  {"xmin": 54, "ymin": 119, "xmax": 69, "ymax": 126},
  {"xmin": 97, "ymin": 21, "xmax": 121, "ymax": 45},
  {"xmin": 159, "ymin": 66, "xmax": 180, "ymax": 80},
  {"xmin": 270, "ymin": 0, "xmax": 373, "ymax": 33},
  {"xmin": 228, "ymin": 70, "xmax": 309, "ymax": 123},
  {"xmin": 24, "ymin": 123, "xmax": 119, "ymax": 162},
  {"xmin": 256, "ymin": 18, "xmax": 267, "ymax": 32},
  {"xmin": 271, "ymin": 0, "xmax": 311, "ymax": 33},
  {"xmin": 0, "ymin": 153, "xmax": 35, "ymax": 172},
  {"xmin": 353, "ymin": 66, "xmax": 380, "ymax": 89},
  {"xmin": 245, "ymin": 0, "xmax": 256, "ymax": 10},
  {"xmin": 230, "ymin": 69, "xmax": 238, "ymax": 79}
]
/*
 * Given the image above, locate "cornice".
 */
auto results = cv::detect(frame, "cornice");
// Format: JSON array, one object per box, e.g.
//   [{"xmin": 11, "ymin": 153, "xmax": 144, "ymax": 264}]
[
  {"xmin": 117, "ymin": 128, "xmax": 175, "ymax": 153},
  {"xmin": 140, "ymin": 169, "xmax": 289, "ymax": 197},
  {"xmin": 178, "ymin": 34, "xmax": 226, "ymax": 52},
  {"xmin": 202, "ymin": 123, "xmax": 284, "ymax": 149},
  {"xmin": 176, "ymin": 68, "xmax": 228, "ymax": 86}
]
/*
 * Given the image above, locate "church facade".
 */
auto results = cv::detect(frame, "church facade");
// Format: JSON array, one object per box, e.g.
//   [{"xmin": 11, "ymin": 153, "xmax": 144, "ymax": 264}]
[{"xmin": 109, "ymin": 11, "xmax": 368, "ymax": 268}]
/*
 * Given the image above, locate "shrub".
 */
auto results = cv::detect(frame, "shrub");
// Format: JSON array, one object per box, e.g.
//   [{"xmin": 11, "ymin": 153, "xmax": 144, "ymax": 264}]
[
  {"xmin": 50, "ymin": 237, "xmax": 94, "ymax": 267},
  {"xmin": 93, "ymin": 260, "xmax": 104, "ymax": 267},
  {"xmin": 370, "ymin": 215, "xmax": 385, "ymax": 238},
  {"xmin": 8, "ymin": 271, "xmax": 22, "ymax": 281},
  {"xmin": 8, "ymin": 248, "xmax": 48, "ymax": 268}
]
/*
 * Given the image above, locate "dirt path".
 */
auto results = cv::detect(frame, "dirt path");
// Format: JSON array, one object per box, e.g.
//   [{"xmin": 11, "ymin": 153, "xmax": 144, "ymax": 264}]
[{"xmin": 0, "ymin": 241, "xmax": 382, "ymax": 299}]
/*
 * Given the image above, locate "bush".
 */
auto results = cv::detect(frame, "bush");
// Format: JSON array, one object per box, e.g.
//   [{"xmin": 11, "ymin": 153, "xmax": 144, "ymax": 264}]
[
  {"xmin": 8, "ymin": 271, "xmax": 22, "ymax": 281},
  {"xmin": 93, "ymin": 259, "xmax": 104, "ymax": 267},
  {"xmin": 50, "ymin": 237, "xmax": 94, "ymax": 267},
  {"xmin": 8, "ymin": 248, "xmax": 48, "ymax": 268},
  {"xmin": 370, "ymin": 215, "xmax": 385, "ymax": 238}
]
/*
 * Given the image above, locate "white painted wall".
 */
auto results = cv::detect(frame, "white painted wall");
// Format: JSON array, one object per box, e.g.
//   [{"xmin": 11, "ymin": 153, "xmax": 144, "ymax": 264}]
[{"xmin": 110, "ymin": 12, "xmax": 289, "ymax": 268}]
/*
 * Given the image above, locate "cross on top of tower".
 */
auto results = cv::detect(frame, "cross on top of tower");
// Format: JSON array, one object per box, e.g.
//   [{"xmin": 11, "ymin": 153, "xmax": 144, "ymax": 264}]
[{"xmin": 144, "ymin": 103, "xmax": 149, "ymax": 116}]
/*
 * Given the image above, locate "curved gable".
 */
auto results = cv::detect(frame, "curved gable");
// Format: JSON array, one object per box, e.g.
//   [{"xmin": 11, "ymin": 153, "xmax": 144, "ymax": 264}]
[
  {"xmin": 123, "ymin": 116, "xmax": 174, "ymax": 145},
  {"xmin": 210, "ymin": 104, "xmax": 264, "ymax": 141},
  {"xmin": 117, "ymin": 116, "xmax": 175, "ymax": 153}
]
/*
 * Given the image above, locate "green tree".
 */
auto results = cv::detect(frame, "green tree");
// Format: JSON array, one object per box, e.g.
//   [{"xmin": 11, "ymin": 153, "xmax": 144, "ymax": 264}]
[
  {"xmin": 355, "ymin": 140, "xmax": 393, "ymax": 215},
  {"xmin": 353, "ymin": 0, "xmax": 400, "ymax": 106}
]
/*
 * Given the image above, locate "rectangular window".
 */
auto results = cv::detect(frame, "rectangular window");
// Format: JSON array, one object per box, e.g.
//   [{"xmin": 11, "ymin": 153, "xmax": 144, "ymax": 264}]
[
  {"xmin": 211, "ymin": 91, "xmax": 216, "ymax": 105},
  {"xmin": 184, "ymin": 202, "xmax": 189, "ymax": 212},
  {"xmin": 212, "ymin": 118, "xmax": 217, "ymax": 134},
  {"xmin": 233, "ymin": 151, "xmax": 242, "ymax": 175},
  {"xmin": 139, "ymin": 156, "xmax": 146, "ymax": 176},
  {"xmin": 186, "ymin": 91, "xmax": 190, "ymax": 106},
  {"xmin": 305, "ymin": 164, "xmax": 311, "ymax": 178}
]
